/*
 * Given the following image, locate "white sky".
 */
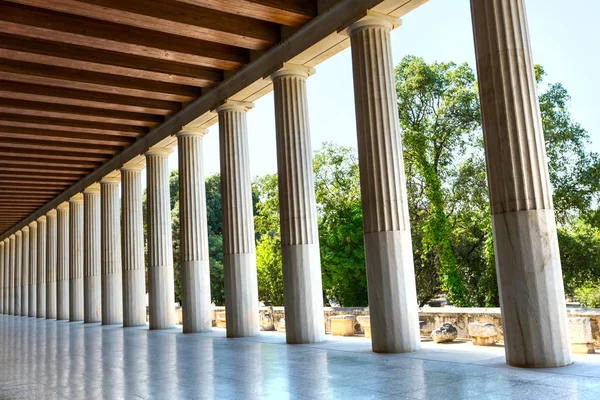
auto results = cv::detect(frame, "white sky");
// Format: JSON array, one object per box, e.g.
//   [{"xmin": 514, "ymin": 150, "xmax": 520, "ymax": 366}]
[{"xmin": 164, "ymin": 0, "xmax": 600, "ymax": 180}]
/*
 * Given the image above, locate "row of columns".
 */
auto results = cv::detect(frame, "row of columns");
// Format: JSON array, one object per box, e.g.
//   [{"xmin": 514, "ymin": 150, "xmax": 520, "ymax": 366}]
[{"xmin": 0, "ymin": 0, "xmax": 572, "ymax": 368}]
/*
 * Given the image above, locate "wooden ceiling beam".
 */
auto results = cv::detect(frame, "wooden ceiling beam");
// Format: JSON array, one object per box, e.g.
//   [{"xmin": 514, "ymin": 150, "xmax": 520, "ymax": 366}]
[
  {"xmin": 0, "ymin": 99, "xmax": 163, "ymax": 127},
  {"xmin": 0, "ymin": 147, "xmax": 110, "ymax": 162},
  {"xmin": 0, "ymin": 182, "xmax": 66, "ymax": 189},
  {"xmin": 0, "ymin": 59, "xmax": 201, "ymax": 102},
  {"xmin": 0, "ymin": 174, "xmax": 79, "ymax": 183},
  {"xmin": 6, "ymin": 0, "xmax": 278, "ymax": 50},
  {"xmin": 0, "ymin": 34, "xmax": 223, "ymax": 87},
  {"xmin": 176, "ymin": 0, "xmax": 316, "ymax": 27},
  {"xmin": 0, "ymin": 130, "xmax": 134, "ymax": 147},
  {"xmin": 0, "ymin": 154, "xmax": 99, "ymax": 169},
  {"xmin": 0, "ymin": 138, "xmax": 121, "ymax": 155},
  {"xmin": 0, "ymin": 113, "xmax": 146, "ymax": 136},
  {"xmin": 0, "ymin": 3, "xmax": 248, "ymax": 70},
  {"xmin": 0, "ymin": 166, "xmax": 88, "ymax": 175},
  {"xmin": 0, "ymin": 81, "xmax": 180, "ymax": 115}
]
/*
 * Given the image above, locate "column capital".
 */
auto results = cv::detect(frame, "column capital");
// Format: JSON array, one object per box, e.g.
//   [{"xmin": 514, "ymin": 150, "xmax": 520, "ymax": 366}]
[
  {"xmin": 100, "ymin": 176, "xmax": 120, "ymax": 185},
  {"xmin": 47, "ymin": 209, "xmax": 57, "ymax": 217},
  {"xmin": 37, "ymin": 215, "xmax": 46, "ymax": 223},
  {"xmin": 83, "ymin": 183, "xmax": 101, "ymax": 194},
  {"xmin": 346, "ymin": 11, "xmax": 401, "ymax": 35},
  {"xmin": 271, "ymin": 63, "xmax": 315, "ymax": 81},
  {"xmin": 121, "ymin": 160, "xmax": 145, "ymax": 172},
  {"xmin": 177, "ymin": 127, "xmax": 208, "ymax": 138},
  {"xmin": 22, "ymin": 226, "xmax": 29, "ymax": 233},
  {"xmin": 28, "ymin": 221, "xmax": 37, "ymax": 229},
  {"xmin": 15, "ymin": 231, "xmax": 21, "ymax": 237},
  {"xmin": 69, "ymin": 193, "xmax": 84, "ymax": 203},
  {"xmin": 57, "ymin": 202, "xmax": 69, "ymax": 210},
  {"xmin": 145, "ymin": 146, "xmax": 172, "ymax": 157},
  {"xmin": 215, "ymin": 100, "xmax": 254, "ymax": 114}
]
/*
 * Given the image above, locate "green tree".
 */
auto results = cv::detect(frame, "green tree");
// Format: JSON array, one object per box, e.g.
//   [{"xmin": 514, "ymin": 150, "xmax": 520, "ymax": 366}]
[{"xmin": 205, "ymin": 174, "xmax": 225, "ymax": 305}]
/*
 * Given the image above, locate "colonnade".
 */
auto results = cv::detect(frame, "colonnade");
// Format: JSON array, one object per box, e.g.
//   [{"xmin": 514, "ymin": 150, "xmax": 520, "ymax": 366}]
[{"xmin": 0, "ymin": 0, "xmax": 572, "ymax": 368}]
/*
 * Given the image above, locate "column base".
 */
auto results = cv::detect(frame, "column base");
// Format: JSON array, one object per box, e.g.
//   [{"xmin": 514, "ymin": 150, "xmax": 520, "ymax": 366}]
[
  {"xmin": 224, "ymin": 253, "xmax": 259, "ymax": 338},
  {"xmin": 46, "ymin": 282, "xmax": 56, "ymax": 319},
  {"xmin": 101, "ymin": 272, "xmax": 123, "ymax": 326},
  {"xmin": 57, "ymin": 280, "xmax": 69, "ymax": 321},
  {"xmin": 182, "ymin": 259, "xmax": 212, "ymax": 333},
  {"xmin": 493, "ymin": 209, "xmax": 572, "ymax": 368},
  {"xmin": 123, "ymin": 269, "xmax": 146, "ymax": 327},
  {"xmin": 84, "ymin": 276, "xmax": 102, "ymax": 323},
  {"xmin": 149, "ymin": 264, "xmax": 175, "ymax": 330},
  {"xmin": 281, "ymin": 244, "xmax": 325, "ymax": 344},
  {"xmin": 364, "ymin": 230, "xmax": 421, "ymax": 353},
  {"xmin": 69, "ymin": 278, "xmax": 84, "ymax": 322}
]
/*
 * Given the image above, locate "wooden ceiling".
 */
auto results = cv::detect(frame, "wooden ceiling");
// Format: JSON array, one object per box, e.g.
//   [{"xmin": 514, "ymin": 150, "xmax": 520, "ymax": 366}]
[{"xmin": 0, "ymin": 0, "xmax": 318, "ymax": 234}]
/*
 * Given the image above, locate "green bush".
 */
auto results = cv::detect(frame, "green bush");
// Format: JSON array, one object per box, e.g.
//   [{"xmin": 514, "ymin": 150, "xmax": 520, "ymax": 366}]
[{"xmin": 575, "ymin": 283, "xmax": 600, "ymax": 308}]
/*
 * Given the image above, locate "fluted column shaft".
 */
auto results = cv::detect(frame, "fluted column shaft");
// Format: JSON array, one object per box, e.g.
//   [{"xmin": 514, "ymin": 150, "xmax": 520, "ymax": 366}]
[
  {"xmin": 28, "ymin": 222, "xmax": 37, "ymax": 317},
  {"xmin": 15, "ymin": 231, "xmax": 22, "ymax": 316},
  {"xmin": 272, "ymin": 68, "xmax": 324, "ymax": 344},
  {"xmin": 46, "ymin": 210, "xmax": 57, "ymax": 319},
  {"xmin": 101, "ymin": 179, "xmax": 123, "ymax": 325},
  {"xmin": 84, "ymin": 185, "xmax": 102, "ymax": 323},
  {"xmin": 21, "ymin": 227, "xmax": 29, "ymax": 317},
  {"xmin": 177, "ymin": 130, "xmax": 212, "ymax": 333},
  {"xmin": 36, "ymin": 217, "xmax": 46, "ymax": 318},
  {"xmin": 2, "ymin": 238, "xmax": 8, "ymax": 314},
  {"xmin": 146, "ymin": 148, "xmax": 175, "ymax": 330},
  {"xmin": 69, "ymin": 195, "xmax": 84, "ymax": 321},
  {"xmin": 349, "ymin": 17, "xmax": 421, "ymax": 353},
  {"xmin": 0, "ymin": 241, "xmax": 4, "ymax": 314},
  {"xmin": 470, "ymin": 0, "xmax": 571, "ymax": 367},
  {"xmin": 217, "ymin": 103, "xmax": 259, "ymax": 337},
  {"xmin": 8, "ymin": 235, "xmax": 15, "ymax": 315},
  {"xmin": 121, "ymin": 167, "xmax": 146, "ymax": 327},
  {"xmin": 57, "ymin": 203, "xmax": 69, "ymax": 320}
]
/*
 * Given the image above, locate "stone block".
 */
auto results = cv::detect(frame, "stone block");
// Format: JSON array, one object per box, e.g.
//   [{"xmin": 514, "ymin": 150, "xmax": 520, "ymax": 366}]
[
  {"xmin": 468, "ymin": 322, "xmax": 496, "ymax": 346},
  {"xmin": 330, "ymin": 315, "xmax": 355, "ymax": 336},
  {"xmin": 357, "ymin": 316, "xmax": 371, "ymax": 338},
  {"xmin": 277, "ymin": 318, "xmax": 286, "ymax": 332},
  {"xmin": 431, "ymin": 323, "xmax": 458, "ymax": 343},
  {"xmin": 175, "ymin": 308, "xmax": 183, "ymax": 325},
  {"xmin": 569, "ymin": 317, "xmax": 595, "ymax": 354},
  {"xmin": 216, "ymin": 311, "xmax": 226, "ymax": 328}
]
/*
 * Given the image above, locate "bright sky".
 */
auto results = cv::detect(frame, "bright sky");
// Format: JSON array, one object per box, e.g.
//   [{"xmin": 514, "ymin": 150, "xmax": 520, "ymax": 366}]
[{"xmin": 166, "ymin": 0, "xmax": 600, "ymax": 179}]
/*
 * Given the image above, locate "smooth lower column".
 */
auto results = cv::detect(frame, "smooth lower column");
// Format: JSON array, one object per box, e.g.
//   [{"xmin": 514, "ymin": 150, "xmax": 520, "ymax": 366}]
[
  {"xmin": 271, "ymin": 67, "xmax": 325, "ymax": 344},
  {"xmin": 21, "ymin": 227, "xmax": 29, "ymax": 317},
  {"xmin": 14, "ymin": 231, "xmax": 22, "ymax": 316},
  {"xmin": 28, "ymin": 222, "xmax": 37, "ymax": 317},
  {"xmin": 177, "ymin": 129, "xmax": 212, "ymax": 333},
  {"xmin": 0, "ymin": 240, "xmax": 4, "ymax": 314},
  {"xmin": 3, "ymin": 238, "xmax": 8, "ymax": 314},
  {"xmin": 216, "ymin": 102, "xmax": 259, "ymax": 337},
  {"xmin": 56, "ymin": 202, "xmax": 69, "ymax": 321},
  {"xmin": 69, "ymin": 194, "xmax": 84, "ymax": 322},
  {"xmin": 470, "ymin": 0, "xmax": 571, "ymax": 367},
  {"xmin": 101, "ymin": 177, "xmax": 123, "ymax": 325},
  {"xmin": 146, "ymin": 148, "xmax": 175, "ymax": 330},
  {"xmin": 8, "ymin": 235, "xmax": 15, "ymax": 315},
  {"xmin": 84, "ymin": 184, "xmax": 102, "ymax": 323},
  {"xmin": 121, "ymin": 165, "xmax": 146, "ymax": 327},
  {"xmin": 348, "ymin": 16, "xmax": 421, "ymax": 353},
  {"xmin": 36, "ymin": 216, "xmax": 46, "ymax": 318},
  {"xmin": 46, "ymin": 209, "xmax": 57, "ymax": 319}
]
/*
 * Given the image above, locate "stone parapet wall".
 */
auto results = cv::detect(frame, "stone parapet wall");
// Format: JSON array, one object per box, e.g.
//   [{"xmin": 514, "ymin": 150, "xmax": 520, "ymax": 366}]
[{"xmin": 209, "ymin": 306, "xmax": 600, "ymax": 348}]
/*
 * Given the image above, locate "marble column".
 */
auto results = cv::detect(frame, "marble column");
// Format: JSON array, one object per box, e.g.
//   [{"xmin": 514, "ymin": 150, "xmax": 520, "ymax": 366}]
[
  {"xmin": 216, "ymin": 102, "xmax": 259, "ymax": 337},
  {"xmin": 56, "ymin": 202, "xmax": 70, "ymax": 321},
  {"xmin": 37, "ymin": 216, "xmax": 46, "ymax": 319},
  {"xmin": 28, "ymin": 222, "xmax": 37, "ymax": 317},
  {"xmin": 146, "ymin": 148, "xmax": 175, "ymax": 330},
  {"xmin": 46, "ymin": 209, "xmax": 57, "ymax": 319},
  {"xmin": 121, "ymin": 165, "xmax": 146, "ymax": 327},
  {"xmin": 84, "ymin": 184, "xmax": 102, "ymax": 323},
  {"xmin": 470, "ymin": 0, "xmax": 571, "ymax": 367},
  {"xmin": 0, "ymin": 240, "xmax": 4, "ymax": 314},
  {"xmin": 69, "ymin": 194, "xmax": 84, "ymax": 322},
  {"xmin": 8, "ymin": 235, "xmax": 14, "ymax": 315},
  {"xmin": 21, "ymin": 226, "xmax": 29, "ymax": 317},
  {"xmin": 348, "ymin": 16, "xmax": 421, "ymax": 353},
  {"xmin": 101, "ymin": 177, "xmax": 123, "ymax": 325},
  {"xmin": 2, "ymin": 238, "xmax": 7, "ymax": 314},
  {"xmin": 15, "ymin": 231, "xmax": 22, "ymax": 316},
  {"xmin": 177, "ymin": 129, "xmax": 212, "ymax": 333},
  {"xmin": 271, "ymin": 67, "xmax": 325, "ymax": 344}
]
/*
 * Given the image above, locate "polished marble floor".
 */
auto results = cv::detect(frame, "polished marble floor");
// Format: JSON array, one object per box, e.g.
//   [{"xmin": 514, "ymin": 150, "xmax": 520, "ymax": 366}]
[{"xmin": 0, "ymin": 315, "xmax": 599, "ymax": 399}]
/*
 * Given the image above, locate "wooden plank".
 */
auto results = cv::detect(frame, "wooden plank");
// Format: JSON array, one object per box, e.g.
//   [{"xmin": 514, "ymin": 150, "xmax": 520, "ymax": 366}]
[
  {"xmin": 0, "ymin": 174, "xmax": 78, "ymax": 183},
  {"xmin": 0, "ymin": 59, "xmax": 201, "ymax": 101},
  {"xmin": 0, "ymin": 182, "xmax": 66, "ymax": 189},
  {"xmin": 0, "ymin": 2, "xmax": 249, "ymax": 69},
  {"xmin": 0, "ymin": 154, "xmax": 99, "ymax": 169},
  {"xmin": 0, "ymin": 130, "xmax": 134, "ymax": 146},
  {"xmin": 0, "ymin": 81, "xmax": 180, "ymax": 115},
  {"xmin": 0, "ymin": 147, "xmax": 110, "ymax": 162},
  {"xmin": 0, "ymin": 35, "xmax": 223, "ymax": 87},
  {"xmin": 177, "ymin": 0, "xmax": 316, "ymax": 26},
  {"xmin": 0, "ymin": 165, "xmax": 89, "ymax": 175},
  {"xmin": 0, "ymin": 113, "xmax": 146, "ymax": 136},
  {"xmin": 0, "ymin": 138, "xmax": 121, "ymax": 154},
  {"xmin": 0, "ymin": 99, "xmax": 163, "ymax": 127},
  {"xmin": 7, "ymin": 0, "xmax": 278, "ymax": 50}
]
